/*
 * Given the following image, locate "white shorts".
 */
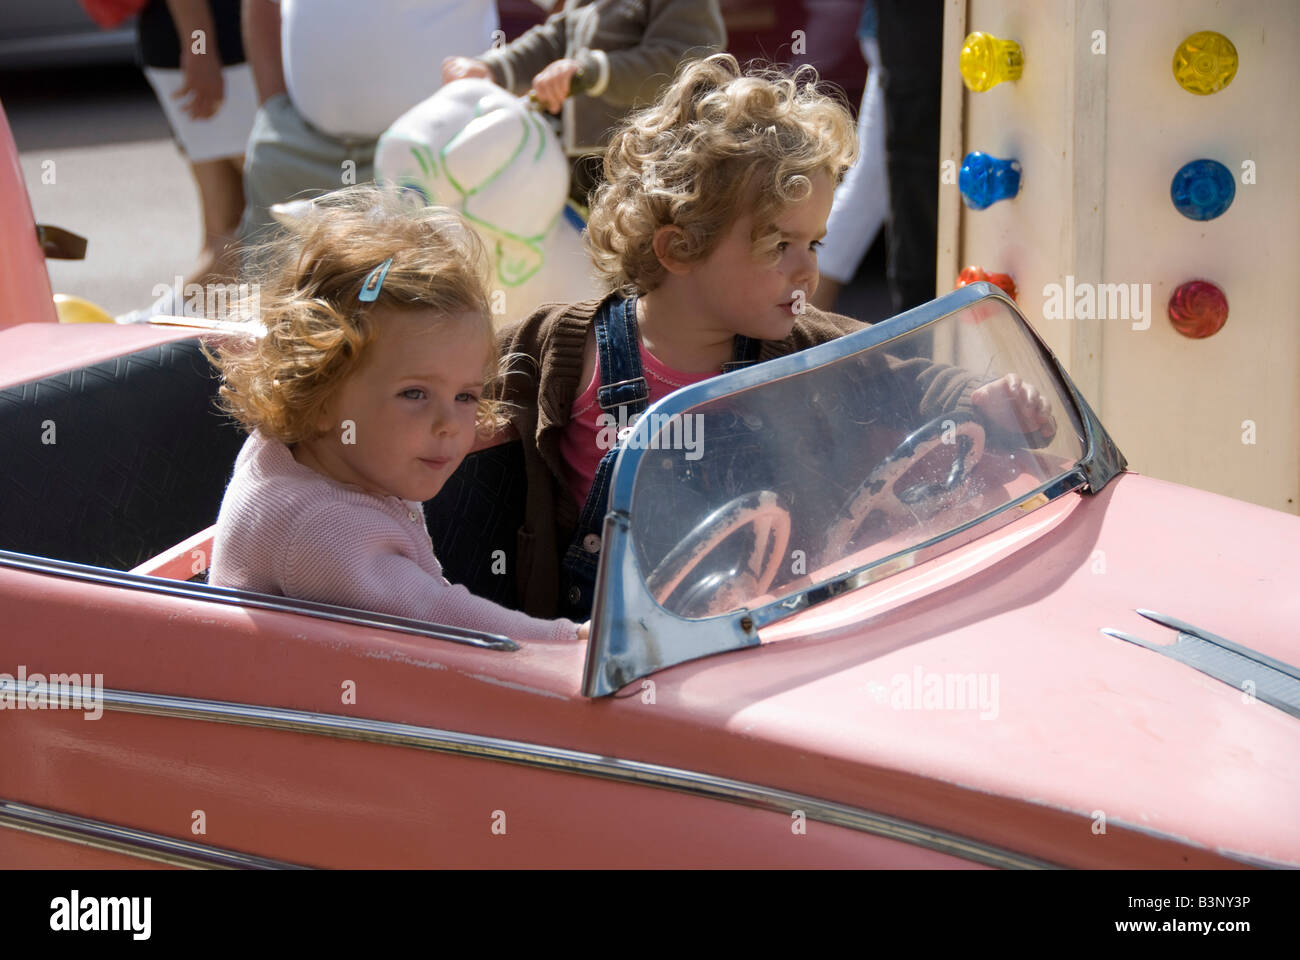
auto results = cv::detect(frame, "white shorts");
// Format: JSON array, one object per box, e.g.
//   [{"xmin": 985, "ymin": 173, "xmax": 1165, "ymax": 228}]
[{"xmin": 143, "ymin": 63, "xmax": 259, "ymax": 163}]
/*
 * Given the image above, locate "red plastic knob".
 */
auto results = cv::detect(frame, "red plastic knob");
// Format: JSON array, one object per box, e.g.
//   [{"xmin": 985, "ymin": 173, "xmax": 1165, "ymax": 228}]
[
  {"xmin": 956, "ymin": 265, "xmax": 1017, "ymax": 301},
  {"xmin": 1167, "ymin": 280, "xmax": 1228, "ymax": 338}
]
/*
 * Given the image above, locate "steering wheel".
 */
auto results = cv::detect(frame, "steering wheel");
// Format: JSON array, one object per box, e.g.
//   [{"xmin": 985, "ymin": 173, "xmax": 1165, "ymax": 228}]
[
  {"xmin": 645, "ymin": 490, "xmax": 791, "ymax": 617},
  {"xmin": 824, "ymin": 412, "xmax": 986, "ymax": 556}
]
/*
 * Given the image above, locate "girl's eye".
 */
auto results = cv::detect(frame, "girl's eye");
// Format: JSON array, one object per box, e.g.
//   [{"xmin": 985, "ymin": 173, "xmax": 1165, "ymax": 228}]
[
  {"xmin": 400, "ymin": 388, "xmax": 426, "ymax": 400},
  {"xmin": 776, "ymin": 241, "xmax": 789, "ymax": 253},
  {"xmin": 456, "ymin": 392, "xmax": 480, "ymax": 404},
  {"xmin": 810, "ymin": 240, "xmax": 823, "ymax": 251}
]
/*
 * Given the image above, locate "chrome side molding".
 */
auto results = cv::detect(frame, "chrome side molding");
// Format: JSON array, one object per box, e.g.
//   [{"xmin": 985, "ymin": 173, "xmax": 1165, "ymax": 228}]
[
  {"xmin": 1102, "ymin": 609, "xmax": 1300, "ymax": 720},
  {"xmin": 0, "ymin": 798, "xmax": 308, "ymax": 870},
  {"xmin": 0, "ymin": 549, "xmax": 517, "ymax": 651},
  {"xmin": 14, "ymin": 681, "xmax": 1054, "ymax": 869}
]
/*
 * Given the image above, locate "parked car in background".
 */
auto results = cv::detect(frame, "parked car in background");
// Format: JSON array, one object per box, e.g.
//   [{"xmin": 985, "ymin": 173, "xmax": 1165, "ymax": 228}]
[{"xmin": 0, "ymin": 0, "xmax": 136, "ymax": 70}]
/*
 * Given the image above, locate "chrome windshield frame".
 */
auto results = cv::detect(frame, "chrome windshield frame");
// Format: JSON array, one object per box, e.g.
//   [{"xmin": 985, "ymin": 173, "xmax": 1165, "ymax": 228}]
[{"xmin": 582, "ymin": 284, "xmax": 1126, "ymax": 697}]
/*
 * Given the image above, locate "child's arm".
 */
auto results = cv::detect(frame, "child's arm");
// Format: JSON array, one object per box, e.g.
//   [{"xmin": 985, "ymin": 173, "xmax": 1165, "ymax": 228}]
[
  {"xmin": 472, "ymin": 10, "xmax": 569, "ymax": 96},
  {"xmin": 882, "ymin": 356, "xmax": 1057, "ymax": 449},
  {"xmin": 970, "ymin": 374, "xmax": 1057, "ymax": 443},
  {"xmin": 279, "ymin": 503, "xmax": 580, "ymax": 645},
  {"xmin": 794, "ymin": 311, "xmax": 1056, "ymax": 448}
]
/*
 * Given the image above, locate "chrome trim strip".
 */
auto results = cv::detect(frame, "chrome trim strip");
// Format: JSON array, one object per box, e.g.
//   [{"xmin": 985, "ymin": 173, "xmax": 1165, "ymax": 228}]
[
  {"xmin": 0, "ymin": 799, "xmax": 308, "ymax": 870},
  {"xmin": 46, "ymin": 682, "xmax": 1055, "ymax": 869},
  {"xmin": 1104, "ymin": 626, "xmax": 1300, "ymax": 721},
  {"xmin": 1137, "ymin": 609, "xmax": 1300, "ymax": 682},
  {"xmin": 1104, "ymin": 610, "xmax": 1300, "ymax": 721},
  {"xmin": 0, "ymin": 549, "xmax": 517, "ymax": 651}
]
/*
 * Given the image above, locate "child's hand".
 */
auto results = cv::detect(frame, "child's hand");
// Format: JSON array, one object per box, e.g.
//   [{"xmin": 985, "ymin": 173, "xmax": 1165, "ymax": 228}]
[
  {"xmin": 577, "ymin": 621, "xmax": 591, "ymax": 641},
  {"xmin": 531, "ymin": 59, "xmax": 583, "ymax": 114},
  {"xmin": 442, "ymin": 56, "xmax": 493, "ymax": 85},
  {"xmin": 971, "ymin": 373, "xmax": 1056, "ymax": 440}
]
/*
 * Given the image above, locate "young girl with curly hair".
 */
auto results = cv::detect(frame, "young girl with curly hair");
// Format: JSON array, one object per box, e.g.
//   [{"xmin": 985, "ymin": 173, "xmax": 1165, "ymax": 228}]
[
  {"xmin": 497, "ymin": 53, "xmax": 1054, "ymax": 621},
  {"xmin": 206, "ymin": 185, "xmax": 583, "ymax": 643}
]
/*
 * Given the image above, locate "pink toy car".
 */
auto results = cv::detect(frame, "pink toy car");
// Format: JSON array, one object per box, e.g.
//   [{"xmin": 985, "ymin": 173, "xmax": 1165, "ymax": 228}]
[
  {"xmin": 1, "ymin": 95, "xmax": 1297, "ymax": 869},
  {"xmin": 2, "ymin": 276, "xmax": 1297, "ymax": 869}
]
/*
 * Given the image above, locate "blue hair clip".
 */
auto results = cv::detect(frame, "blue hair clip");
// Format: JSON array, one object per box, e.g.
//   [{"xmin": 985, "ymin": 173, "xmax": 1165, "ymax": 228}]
[{"xmin": 359, "ymin": 257, "xmax": 393, "ymax": 302}]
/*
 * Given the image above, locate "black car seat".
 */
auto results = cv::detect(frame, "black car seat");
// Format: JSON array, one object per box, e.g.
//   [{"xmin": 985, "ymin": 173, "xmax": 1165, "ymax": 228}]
[{"xmin": 0, "ymin": 337, "xmax": 246, "ymax": 570}]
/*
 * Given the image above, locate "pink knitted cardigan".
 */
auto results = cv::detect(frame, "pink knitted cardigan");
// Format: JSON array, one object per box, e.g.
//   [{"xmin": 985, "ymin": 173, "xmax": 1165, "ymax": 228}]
[{"xmin": 209, "ymin": 430, "xmax": 579, "ymax": 644}]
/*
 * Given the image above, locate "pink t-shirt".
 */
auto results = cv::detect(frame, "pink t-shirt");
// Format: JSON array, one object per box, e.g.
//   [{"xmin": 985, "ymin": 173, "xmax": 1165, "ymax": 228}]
[
  {"xmin": 209, "ymin": 429, "xmax": 579, "ymax": 644},
  {"xmin": 560, "ymin": 338, "xmax": 717, "ymax": 507}
]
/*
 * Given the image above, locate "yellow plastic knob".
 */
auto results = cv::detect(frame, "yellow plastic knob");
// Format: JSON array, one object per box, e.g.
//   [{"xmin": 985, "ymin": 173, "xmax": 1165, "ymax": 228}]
[
  {"xmin": 1172, "ymin": 31, "xmax": 1238, "ymax": 95},
  {"xmin": 53, "ymin": 293, "xmax": 114, "ymax": 324},
  {"xmin": 960, "ymin": 32, "xmax": 1024, "ymax": 92}
]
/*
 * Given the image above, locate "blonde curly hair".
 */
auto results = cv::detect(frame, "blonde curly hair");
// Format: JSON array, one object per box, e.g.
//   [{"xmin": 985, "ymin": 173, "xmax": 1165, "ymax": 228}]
[
  {"xmin": 204, "ymin": 185, "xmax": 508, "ymax": 444},
  {"xmin": 586, "ymin": 53, "xmax": 858, "ymax": 295}
]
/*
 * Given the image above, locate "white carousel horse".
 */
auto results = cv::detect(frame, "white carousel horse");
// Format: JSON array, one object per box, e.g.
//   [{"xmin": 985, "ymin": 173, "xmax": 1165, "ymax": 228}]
[{"xmin": 374, "ymin": 78, "xmax": 600, "ymax": 326}]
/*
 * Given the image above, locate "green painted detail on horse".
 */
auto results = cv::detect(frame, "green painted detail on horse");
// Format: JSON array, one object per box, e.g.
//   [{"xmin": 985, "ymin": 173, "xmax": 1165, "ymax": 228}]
[
  {"xmin": 530, "ymin": 112, "xmax": 548, "ymax": 162},
  {"xmin": 410, "ymin": 144, "xmax": 431, "ymax": 180},
  {"xmin": 395, "ymin": 98, "xmax": 564, "ymax": 289},
  {"xmin": 459, "ymin": 208, "xmax": 548, "ymax": 287}
]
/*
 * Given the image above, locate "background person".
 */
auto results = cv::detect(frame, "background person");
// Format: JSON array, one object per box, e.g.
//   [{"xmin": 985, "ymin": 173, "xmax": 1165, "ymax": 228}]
[
  {"xmin": 440, "ymin": 0, "xmax": 726, "ymax": 210},
  {"xmin": 237, "ymin": 0, "xmax": 498, "ymax": 246},
  {"xmin": 118, "ymin": 0, "xmax": 257, "ymax": 321}
]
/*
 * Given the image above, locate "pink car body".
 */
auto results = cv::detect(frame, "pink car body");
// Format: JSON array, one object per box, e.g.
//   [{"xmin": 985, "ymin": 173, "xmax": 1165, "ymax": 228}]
[
  {"xmin": 1, "ymin": 101, "xmax": 57, "ymax": 328},
  {"xmin": 1, "ymin": 105, "xmax": 1297, "ymax": 871}
]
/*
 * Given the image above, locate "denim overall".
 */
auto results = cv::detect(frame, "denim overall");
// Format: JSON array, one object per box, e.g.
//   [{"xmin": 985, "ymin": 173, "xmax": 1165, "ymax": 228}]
[{"xmin": 559, "ymin": 295, "xmax": 761, "ymax": 619}]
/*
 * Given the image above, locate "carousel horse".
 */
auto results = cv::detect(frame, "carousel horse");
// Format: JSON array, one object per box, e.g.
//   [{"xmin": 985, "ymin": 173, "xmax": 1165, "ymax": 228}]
[{"xmin": 374, "ymin": 78, "xmax": 600, "ymax": 326}]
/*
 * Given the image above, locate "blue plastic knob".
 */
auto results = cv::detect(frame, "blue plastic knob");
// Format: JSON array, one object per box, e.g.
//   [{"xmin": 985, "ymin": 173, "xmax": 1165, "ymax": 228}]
[
  {"xmin": 959, "ymin": 152, "xmax": 1022, "ymax": 209},
  {"xmin": 1170, "ymin": 159, "xmax": 1234, "ymax": 221}
]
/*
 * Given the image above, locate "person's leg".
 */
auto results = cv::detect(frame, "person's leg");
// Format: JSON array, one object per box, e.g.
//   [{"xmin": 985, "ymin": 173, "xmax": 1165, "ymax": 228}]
[
  {"xmin": 187, "ymin": 154, "xmax": 245, "ymax": 288},
  {"xmin": 127, "ymin": 64, "xmax": 257, "ymax": 320}
]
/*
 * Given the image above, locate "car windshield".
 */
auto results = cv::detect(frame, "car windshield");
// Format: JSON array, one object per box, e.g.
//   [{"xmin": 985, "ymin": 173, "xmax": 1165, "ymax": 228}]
[
  {"xmin": 584, "ymin": 287, "xmax": 1121, "ymax": 696},
  {"xmin": 623, "ymin": 294, "xmax": 1087, "ymax": 620}
]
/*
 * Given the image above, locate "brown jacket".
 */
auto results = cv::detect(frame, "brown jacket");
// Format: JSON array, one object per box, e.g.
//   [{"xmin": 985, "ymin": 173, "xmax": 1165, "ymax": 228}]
[
  {"xmin": 495, "ymin": 294, "xmax": 983, "ymax": 617},
  {"xmin": 475, "ymin": 0, "xmax": 726, "ymax": 155}
]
